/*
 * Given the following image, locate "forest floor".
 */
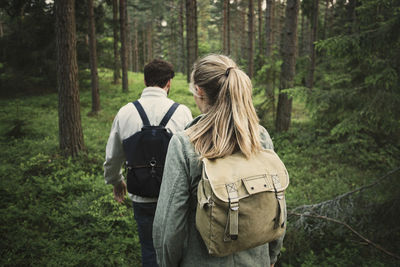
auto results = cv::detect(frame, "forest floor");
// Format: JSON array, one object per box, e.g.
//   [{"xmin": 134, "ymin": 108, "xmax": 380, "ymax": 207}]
[{"xmin": 0, "ymin": 69, "xmax": 398, "ymax": 266}]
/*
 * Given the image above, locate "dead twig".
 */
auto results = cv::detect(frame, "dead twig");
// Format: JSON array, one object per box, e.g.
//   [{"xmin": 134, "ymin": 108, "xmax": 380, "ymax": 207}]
[{"xmin": 288, "ymin": 211, "xmax": 400, "ymax": 260}]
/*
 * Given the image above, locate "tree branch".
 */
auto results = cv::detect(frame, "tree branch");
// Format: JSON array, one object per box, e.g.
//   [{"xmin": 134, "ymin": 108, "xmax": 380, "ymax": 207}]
[
  {"xmin": 291, "ymin": 166, "xmax": 400, "ymax": 212},
  {"xmin": 288, "ymin": 211, "xmax": 400, "ymax": 260}
]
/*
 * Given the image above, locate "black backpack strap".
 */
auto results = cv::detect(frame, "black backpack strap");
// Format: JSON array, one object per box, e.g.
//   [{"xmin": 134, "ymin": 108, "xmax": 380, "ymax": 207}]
[
  {"xmin": 159, "ymin": 102, "xmax": 180, "ymax": 127},
  {"xmin": 132, "ymin": 101, "xmax": 151, "ymax": 126}
]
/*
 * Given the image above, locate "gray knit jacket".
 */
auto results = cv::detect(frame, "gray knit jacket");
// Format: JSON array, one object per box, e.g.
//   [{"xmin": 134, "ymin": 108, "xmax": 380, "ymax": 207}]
[{"xmin": 153, "ymin": 117, "xmax": 285, "ymax": 267}]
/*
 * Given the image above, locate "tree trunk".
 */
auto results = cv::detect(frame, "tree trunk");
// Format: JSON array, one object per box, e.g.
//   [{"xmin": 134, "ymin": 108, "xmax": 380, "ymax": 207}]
[
  {"xmin": 186, "ymin": 0, "xmax": 198, "ymax": 82},
  {"xmin": 265, "ymin": 0, "xmax": 275, "ymax": 117},
  {"xmin": 274, "ymin": 0, "xmax": 282, "ymax": 52},
  {"xmin": 0, "ymin": 20, "xmax": 3, "ymax": 38},
  {"xmin": 147, "ymin": 21, "xmax": 153, "ymax": 62},
  {"xmin": 240, "ymin": 2, "xmax": 247, "ymax": 60},
  {"xmin": 257, "ymin": 0, "xmax": 263, "ymax": 56},
  {"xmin": 322, "ymin": 0, "xmax": 329, "ymax": 40},
  {"xmin": 300, "ymin": 10, "xmax": 304, "ymax": 56},
  {"xmin": 88, "ymin": 0, "xmax": 100, "ymax": 114},
  {"xmin": 265, "ymin": 0, "xmax": 275, "ymax": 57},
  {"xmin": 55, "ymin": 0, "xmax": 85, "ymax": 157},
  {"xmin": 112, "ymin": 0, "xmax": 120, "ymax": 84},
  {"xmin": 119, "ymin": 0, "xmax": 129, "ymax": 92},
  {"xmin": 307, "ymin": 0, "xmax": 319, "ymax": 89},
  {"xmin": 223, "ymin": 0, "xmax": 230, "ymax": 55},
  {"xmin": 127, "ymin": 14, "xmax": 132, "ymax": 71},
  {"xmin": 227, "ymin": 0, "xmax": 231, "ymax": 55},
  {"xmin": 178, "ymin": 0, "xmax": 185, "ymax": 74},
  {"xmin": 223, "ymin": 0, "xmax": 228, "ymax": 54},
  {"xmin": 276, "ymin": 0, "xmax": 300, "ymax": 132},
  {"xmin": 133, "ymin": 18, "xmax": 139, "ymax": 72},
  {"xmin": 247, "ymin": 0, "xmax": 254, "ymax": 78}
]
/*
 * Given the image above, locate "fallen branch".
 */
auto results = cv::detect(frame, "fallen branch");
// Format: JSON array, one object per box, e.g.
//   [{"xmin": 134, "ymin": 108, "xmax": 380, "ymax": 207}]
[
  {"xmin": 288, "ymin": 211, "xmax": 400, "ymax": 260},
  {"xmin": 291, "ymin": 166, "xmax": 400, "ymax": 212}
]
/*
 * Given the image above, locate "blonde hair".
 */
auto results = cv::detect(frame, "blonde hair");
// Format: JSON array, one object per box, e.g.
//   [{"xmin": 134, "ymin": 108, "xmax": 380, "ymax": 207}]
[{"xmin": 186, "ymin": 54, "xmax": 261, "ymax": 159}]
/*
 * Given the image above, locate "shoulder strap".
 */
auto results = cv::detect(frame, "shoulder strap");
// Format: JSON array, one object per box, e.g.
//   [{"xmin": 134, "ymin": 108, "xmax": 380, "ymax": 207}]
[
  {"xmin": 159, "ymin": 102, "xmax": 180, "ymax": 127},
  {"xmin": 132, "ymin": 101, "xmax": 151, "ymax": 126}
]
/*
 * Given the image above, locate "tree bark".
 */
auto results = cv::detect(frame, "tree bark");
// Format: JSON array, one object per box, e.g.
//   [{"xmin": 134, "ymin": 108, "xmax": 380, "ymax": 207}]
[
  {"xmin": 247, "ymin": 0, "xmax": 254, "ymax": 78},
  {"xmin": 257, "ymin": 0, "xmax": 263, "ymax": 56},
  {"xmin": 146, "ymin": 21, "xmax": 153, "ymax": 62},
  {"xmin": 265, "ymin": 0, "xmax": 275, "ymax": 117},
  {"xmin": 299, "ymin": 10, "xmax": 304, "ymax": 56},
  {"xmin": 307, "ymin": 0, "xmax": 319, "ymax": 89},
  {"xmin": 88, "ymin": 0, "xmax": 100, "ymax": 114},
  {"xmin": 133, "ymin": 18, "xmax": 139, "ymax": 72},
  {"xmin": 127, "ymin": 14, "xmax": 132, "ymax": 71},
  {"xmin": 112, "ymin": 0, "xmax": 120, "ymax": 84},
  {"xmin": 322, "ymin": 0, "xmax": 329, "ymax": 40},
  {"xmin": 276, "ymin": 0, "xmax": 300, "ymax": 132},
  {"xmin": 186, "ymin": 0, "xmax": 198, "ymax": 82},
  {"xmin": 55, "ymin": 0, "xmax": 85, "ymax": 157},
  {"xmin": 0, "ymin": 20, "xmax": 3, "ymax": 38},
  {"xmin": 119, "ymin": 0, "xmax": 129, "ymax": 92},
  {"xmin": 178, "ymin": 0, "xmax": 185, "ymax": 73},
  {"xmin": 223, "ymin": 0, "xmax": 230, "ymax": 55}
]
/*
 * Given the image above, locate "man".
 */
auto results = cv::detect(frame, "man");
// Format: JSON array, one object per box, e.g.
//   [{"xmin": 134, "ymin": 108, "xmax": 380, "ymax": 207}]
[{"xmin": 104, "ymin": 59, "xmax": 193, "ymax": 267}]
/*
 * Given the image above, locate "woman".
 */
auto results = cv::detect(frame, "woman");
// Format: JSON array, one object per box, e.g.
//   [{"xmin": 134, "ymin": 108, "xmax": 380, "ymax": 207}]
[{"xmin": 153, "ymin": 54, "xmax": 284, "ymax": 267}]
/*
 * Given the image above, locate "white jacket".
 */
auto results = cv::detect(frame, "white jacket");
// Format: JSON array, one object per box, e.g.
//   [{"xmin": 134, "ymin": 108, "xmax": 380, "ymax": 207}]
[{"xmin": 104, "ymin": 86, "xmax": 193, "ymax": 202}]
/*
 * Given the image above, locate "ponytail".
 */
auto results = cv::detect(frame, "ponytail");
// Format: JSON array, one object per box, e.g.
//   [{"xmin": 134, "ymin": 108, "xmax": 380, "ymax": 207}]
[{"xmin": 186, "ymin": 54, "xmax": 261, "ymax": 159}]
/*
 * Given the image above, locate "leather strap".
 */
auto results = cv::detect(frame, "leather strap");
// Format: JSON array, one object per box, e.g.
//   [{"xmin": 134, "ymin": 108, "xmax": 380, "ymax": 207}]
[{"xmin": 225, "ymin": 183, "xmax": 239, "ymax": 241}]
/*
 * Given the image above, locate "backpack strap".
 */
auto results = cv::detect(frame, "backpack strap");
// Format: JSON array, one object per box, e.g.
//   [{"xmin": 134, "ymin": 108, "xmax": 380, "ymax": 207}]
[
  {"xmin": 159, "ymin": 102, "xmax": 180, "ymax": 127},
  {"xmin": 132, "ymin": 101, "xmax": 151, "ymax": 126}
]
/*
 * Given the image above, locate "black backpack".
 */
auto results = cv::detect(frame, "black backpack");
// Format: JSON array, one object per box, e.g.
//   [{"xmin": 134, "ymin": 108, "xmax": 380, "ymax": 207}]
[{"xmin": 122, "ymin": 100, "xmax": 180, "ymax": 197}]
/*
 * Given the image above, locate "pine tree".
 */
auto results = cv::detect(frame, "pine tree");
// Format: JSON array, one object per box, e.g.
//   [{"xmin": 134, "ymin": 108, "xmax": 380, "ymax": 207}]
[
  {"xmin": 88, "ymin": 0, "xmax": 100, "ymax": 114},
  {"xmin": 119, "ymin": 0, "xmax": 128, "ymax": 92},
  {"xmin": 276, "ymin": 0, "xmax": 300, "ymax": 132},
  {"xmin": 55, "ymin": 0, "xmax": 85, "ymax": 156}
]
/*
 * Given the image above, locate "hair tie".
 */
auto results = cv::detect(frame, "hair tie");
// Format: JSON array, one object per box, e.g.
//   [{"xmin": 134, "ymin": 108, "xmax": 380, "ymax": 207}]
[{"xmin": 225, "ymin": 67, "xmax": 233, "ymax": 77}]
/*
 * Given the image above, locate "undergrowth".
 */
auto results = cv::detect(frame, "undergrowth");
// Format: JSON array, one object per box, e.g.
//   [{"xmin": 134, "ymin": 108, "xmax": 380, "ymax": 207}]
[{"xmin": 0, "ymin": 69, "xmax": 398, "ymax": 266}]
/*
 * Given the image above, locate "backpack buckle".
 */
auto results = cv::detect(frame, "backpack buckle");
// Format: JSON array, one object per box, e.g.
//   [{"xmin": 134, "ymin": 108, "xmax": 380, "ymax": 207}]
[{"xmin": 225, "ymin": 183, "xmax": 239, "ymax": 241}]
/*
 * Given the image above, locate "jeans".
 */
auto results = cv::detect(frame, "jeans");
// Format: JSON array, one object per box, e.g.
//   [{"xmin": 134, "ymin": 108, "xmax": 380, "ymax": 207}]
[{"xmin": 132, "ymin": 201, "xmax": 159, "ymax": 267}]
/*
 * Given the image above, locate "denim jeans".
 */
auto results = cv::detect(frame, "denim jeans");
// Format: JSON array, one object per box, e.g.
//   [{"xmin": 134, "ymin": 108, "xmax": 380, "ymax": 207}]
[{"xmin": 132, "ymin": 201, "xmax": 159, "ymax": 267}]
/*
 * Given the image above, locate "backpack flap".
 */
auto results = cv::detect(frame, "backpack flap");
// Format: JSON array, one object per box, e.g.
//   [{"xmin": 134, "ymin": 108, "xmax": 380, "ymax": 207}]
[{"xmin": 202, "ymin": 149, "xmax": 289, "ymax": 202}]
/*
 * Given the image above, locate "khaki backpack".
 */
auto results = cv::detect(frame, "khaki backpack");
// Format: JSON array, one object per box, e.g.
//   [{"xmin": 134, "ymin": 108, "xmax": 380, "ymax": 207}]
[{"xmin": 195, "ymin": 149, "xmax": 289, "ymax": 257}]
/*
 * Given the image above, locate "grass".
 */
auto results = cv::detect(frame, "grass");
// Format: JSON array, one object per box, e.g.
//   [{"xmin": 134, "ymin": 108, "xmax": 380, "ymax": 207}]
[{"xmin": 0, "ymin": 69, "xmax": 398, "ymax": 266}]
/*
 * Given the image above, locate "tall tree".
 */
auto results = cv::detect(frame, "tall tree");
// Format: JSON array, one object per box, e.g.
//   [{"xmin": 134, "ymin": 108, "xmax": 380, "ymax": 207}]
[
  {"xmin": 178, "ymin": 0, "xmax": 185, "ymax": 73},
  {"xmin": 112, "ymin": 0, "xmax": 120, "ymax": 84},
  {"xmin": 119, "ymin": 0, "xmax": 128, "ymax": 92},
  {"xmin": 88, "ymin": 0, "xmax": 100, "ymax": 114},
  {"xmin": 265, "ymin": 0, "xmax": 275, "ymax": 116},
  {"xmin": 247, "ymin": 0, "xmax": 254, "ymax": 78},
  {"xmin": 186, "ymin": 0, "xmax": 198, "ymax": 82},
  {"xmin": 307, "ymin": 0, "xmax": 319, "ymax": 89},
  {"xmin": 223, "ymin": 0, "xmax": 230, "ymax": 54},
  {"xmin": 127, "ymin": 14, "xmax": 132, "ymax": 71},
  {"xmin": 265, "ymin": 0, "xmax": 274, "ymax": 58},
  {"xmin": 55, "ymin": 0, "xmax": 85, "ymax": 156},
  {"xmin": 146, "ymin": 21, "xmax": 153, "ymax": 62},
  {"xmin": 276, "ymin": 0, "xmax": 300, "ymax": 132},
  {"xmin": 132, "ymin": 18, "xmax": 139, "ymax": 72},
  {"xmin": 257, "ymin": 0, "xmax": 263, "ymax": 55},
  {"xmin": 322, "ymin": 0, "xmax": 329, "ymax": 40}
]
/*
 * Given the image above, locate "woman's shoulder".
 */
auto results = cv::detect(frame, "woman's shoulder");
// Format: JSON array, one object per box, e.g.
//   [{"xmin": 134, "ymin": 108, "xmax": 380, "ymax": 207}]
[{"xmin": 258, "ymin": 125, "xmax": 274, "ymax": 150}]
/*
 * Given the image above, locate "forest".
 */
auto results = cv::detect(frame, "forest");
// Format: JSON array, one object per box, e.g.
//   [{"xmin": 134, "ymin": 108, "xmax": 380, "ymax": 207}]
[{"xmin": 0, "ymin": 0, "xmax": 399, "ymax": 266}]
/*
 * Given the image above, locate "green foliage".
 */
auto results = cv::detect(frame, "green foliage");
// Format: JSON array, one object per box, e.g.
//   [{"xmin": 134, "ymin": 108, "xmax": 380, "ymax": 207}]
[
  {"xmin": 0, "ymin": 69, "xmax": 199, "ymax": 266},
  {"xmin": 304, "ymin": 0, "xmax": 400, "ymax": 169}
]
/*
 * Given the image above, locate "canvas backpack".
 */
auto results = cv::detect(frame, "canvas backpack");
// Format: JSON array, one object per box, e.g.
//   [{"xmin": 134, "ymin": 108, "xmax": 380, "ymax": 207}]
[
  {"xmin": 195, "ymin": 149, "xmax": 289, "ymax": 257},
  {"xmin": 122, "ymin": 100, "xmax": 179, "ymax": 198}
]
